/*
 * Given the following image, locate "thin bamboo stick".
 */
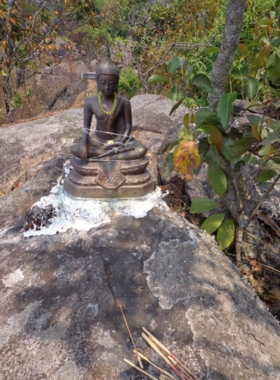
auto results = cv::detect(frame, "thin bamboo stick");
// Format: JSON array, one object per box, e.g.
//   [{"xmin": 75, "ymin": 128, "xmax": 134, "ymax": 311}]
[
  {"xmin": 142, "ymin": 333, "xmax": 188, "ymax": 379},
  {"xmin": 119, "ymin": 305, "xmax": 143, "ymax": 369},
  {"xmin": 133, "ymin": 350, "xmax": 176, "ymax": 380},
  {"xmin": 143, "ymin": 327, "xmax": 199, "ymax": 380},
  {"xmin": 124, "ymin": 359, "xmax": 158, "ymax": 380}
]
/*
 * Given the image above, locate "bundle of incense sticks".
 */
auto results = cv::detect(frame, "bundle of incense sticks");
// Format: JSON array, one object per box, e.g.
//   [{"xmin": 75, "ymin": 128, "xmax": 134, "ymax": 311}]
[{"xmin": 120, "ymin": 306, "xmax": 199, "ymax": 380}]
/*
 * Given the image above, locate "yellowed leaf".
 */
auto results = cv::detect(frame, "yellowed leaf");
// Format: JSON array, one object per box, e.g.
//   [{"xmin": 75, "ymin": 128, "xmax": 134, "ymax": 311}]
[
  {"xmin": 173, "ymin": 141, "xmax": 201, "ymax": 181},
  {"xmin": 238, "ymin": 43, "xmax": 249, "ymax": 57},
  {"xmin": 252, "ymin": 123, "xmax": 261, "ymax": 140}
]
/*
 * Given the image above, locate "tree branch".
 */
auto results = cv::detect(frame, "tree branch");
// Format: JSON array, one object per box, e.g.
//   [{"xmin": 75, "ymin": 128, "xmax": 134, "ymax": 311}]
[{"xmin": 208, "ymin": 0, "xmax": 246, "ymax": 111}]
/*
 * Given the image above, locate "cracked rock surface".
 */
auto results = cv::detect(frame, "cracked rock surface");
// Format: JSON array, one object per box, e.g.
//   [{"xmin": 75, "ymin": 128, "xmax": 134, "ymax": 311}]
[
  {"xmin": 1, "ymin": 102, "xmax": 280, "ymax": 379},
  {"xmin": 1, "ymin": 202, "xmax": 280, "ymax": 379}
]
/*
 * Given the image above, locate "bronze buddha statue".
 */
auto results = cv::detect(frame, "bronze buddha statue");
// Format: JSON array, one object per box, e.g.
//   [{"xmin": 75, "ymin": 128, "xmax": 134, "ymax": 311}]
[{"xmin": 64, "ymin": 44, "xmax": 155, "ymax": 199}]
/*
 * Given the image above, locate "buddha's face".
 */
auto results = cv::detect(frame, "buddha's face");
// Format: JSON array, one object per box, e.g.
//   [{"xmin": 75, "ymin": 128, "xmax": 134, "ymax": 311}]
[{"xmin": 97, "ymin": 74, "xmax": 118, "ymax": 98}]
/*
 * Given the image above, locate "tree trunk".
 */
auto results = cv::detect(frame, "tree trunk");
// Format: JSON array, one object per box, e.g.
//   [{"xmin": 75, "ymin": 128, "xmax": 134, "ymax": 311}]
[
  {"xmin": 2, "ymin": 76, "xmax": 15, "ymax": 122},
  {"xmin": 208, "ymin": 0, "xmax": 246, "ymax": 111}
]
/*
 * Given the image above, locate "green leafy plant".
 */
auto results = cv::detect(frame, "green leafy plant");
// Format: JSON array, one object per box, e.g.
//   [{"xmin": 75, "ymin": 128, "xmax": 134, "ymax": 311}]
[
  {"xmin": 148, "ymin": 56, "xmax": 213, "ymax": 108},
  {"xmin": 227, "ymin": 0, "xmax": 280, "ymax": 107},
  {"xmin": 118, "ymin": 67, "xmax": 142, "ymax": 99},
  {"xmin": 162, "ymin": 90, "xmax": 280, "ymax": 260}
]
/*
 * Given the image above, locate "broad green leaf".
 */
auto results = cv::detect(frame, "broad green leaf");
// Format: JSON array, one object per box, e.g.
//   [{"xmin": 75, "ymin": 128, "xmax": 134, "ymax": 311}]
[
  {"xmin": 241, "ymin": 64, "xmax": 249, "ymax": 75},
  {"xmin": 261, "ymin": 133, "xmax": 280, "ymax": 145},
  {"xmin": 256, "ymin": 169, "xmax": 277, "ymax": 183},
  {"xmin": 230, "ymin": 71, "xmax": 243, "ymax": 80},
  {"xmin": 183, "ymin": 113, "xmax": 189, "ymax": 127},
  {"xmin": 242, "ymin": 153, "xmax": 252, "ymax": 162},
  {"xmin": 173, "ymin": 141, "xmax": 200, "ymax": 181},
  {"xmin": 266, "ymin": 52, "xmax": 276, "ymax": 68},
  {"xmin": 267, "ymin": 54, "xmax": 280, "ymax": 83},
  {"xmin": 178, "ymin": 126, "xmax": 193, "ymax": 142},
  {"xmin": 148, "ymin": 74, "xmax": 169, "ymax": 84},
  {"xmin": 259, "ymin": 143, "xmax": 271, "ymax": 156},
  {"xmin": 243, "ymin": 76, "xmax": 259, "ymax": 100},
  {"xmin": 201, "ymin": 213, "xmax": 225, "ymax": 234},
  {"xmin": 268, "ymin": 66, "xmax": 280, "ymax": 84},
  {"xmin": 271, "ymin": 37, "xmax": 280, "ymax": 47},
  {"xmin": 248, "ymin": 58, "xmax": 259, "ymax": 77},
  {"xmin": 195, "ymin": 108, "xmax": 222, "ymax": 128},
  {"xmin": 190, "ymin": 197, "xmax": 220, "ymax": 213},
  {"xmin": 198, "ymin": 137, "xmax": 210, "ymax": 154},
  {"xmin": 202, "ymin": 46, "xmax": 220, "ymax": 55},
  {"xmin": 205, "ymin": 145, "xmax": 220, "ymax": 168},
  {"xmin": 169, "ymin": 100, "xmax": 183, "ymax": 115},
  {"xmin": 208, "ymin": 167, "xmax": 227, "ymax": 197},
  {"xmin": 248, "ymin": 41, "xmax": 262, "ymax": 49},
  {"xmin": 217, "ymin": 219, "xmax": 235, "ymax": 250},
  {"xmin": 191, "ymin": 73, "xmax": 213, "ymax": 94},
  {"xmin": 260, "ymin": 123, "xmax": 280, "ymax": 145},
  {"xmin": 170, "ymin": 85, "xmax": 179, "ymax": 101},
  {"xmin": 247, "ymin": 115, "xmax": 263, "ymax": 127},
  {"xmin": 161, "ymin": 153, "xmax": 174, "ymax": 179},
  {"xmin": 221, "ymin": 136, "xmax": 235, "ymax": 161},
  {"xmin": 197, "ymin": 125, "xmax": 223, "ymax": 151},
  {"xmin": 233, "ymin": 160, "xmax": 246, "ymax": 172},
  {"xmin": 168, "ymin": 56, "xmax": 182, "ymax": 75},
  {"xmin": 217, "ymin": 92, "xmax": 237, "ymax": 130},
  {"xmin": 229, "ymin": 137, "xmax": 253, "ymax": 158}
]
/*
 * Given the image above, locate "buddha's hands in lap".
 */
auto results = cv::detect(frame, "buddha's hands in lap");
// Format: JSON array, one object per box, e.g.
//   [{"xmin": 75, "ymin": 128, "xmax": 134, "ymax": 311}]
[{"xmin": 104, "ymin": 142, "xmax": 124, "ymax": 151}]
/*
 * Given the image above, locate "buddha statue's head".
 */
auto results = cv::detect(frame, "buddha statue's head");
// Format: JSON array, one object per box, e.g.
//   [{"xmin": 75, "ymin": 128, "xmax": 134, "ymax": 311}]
[{"xmin": 96, "ymin": 43, "xmax": 119, "ymax": 97}]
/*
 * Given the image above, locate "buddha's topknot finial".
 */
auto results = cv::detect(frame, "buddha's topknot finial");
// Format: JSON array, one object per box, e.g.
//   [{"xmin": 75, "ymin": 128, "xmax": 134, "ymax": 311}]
[{"xmin": 96, "ymin": 40, "xmax": 119, "ymax": 79}]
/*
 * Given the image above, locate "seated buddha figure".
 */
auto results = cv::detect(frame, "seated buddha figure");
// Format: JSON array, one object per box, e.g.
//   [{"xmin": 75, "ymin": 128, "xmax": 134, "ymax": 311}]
[
  {"xmin": 64, "ymin": 45, "xmax": 155, "ymax": 198},
  {"xmin": 71, "ymin": 46, "xmax": 147, "ymax": 161}
]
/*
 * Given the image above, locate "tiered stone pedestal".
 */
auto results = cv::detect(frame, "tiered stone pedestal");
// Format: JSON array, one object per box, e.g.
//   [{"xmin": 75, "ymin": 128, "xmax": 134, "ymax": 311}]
[{"xmin": 63, "ymin": 156, "xmax": 156, "ymax": 199}]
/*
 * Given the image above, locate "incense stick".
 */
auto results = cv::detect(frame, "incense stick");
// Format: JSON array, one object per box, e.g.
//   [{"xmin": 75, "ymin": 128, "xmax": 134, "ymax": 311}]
[
  {"xmin": 142, "ymin": 333, "xmax": 188, "ymax": 379},
  {"xmin": 124, "ymin": 359, "xmax": 158, "ymax": 380},
  {"xmin": 119, "ymin": 305, "xmax": 143, "ymax": 369},
  {"xmin": 143, "ymin": 327, "xmax": 199, "ymax": 380},
  {"xmin": 133, "ymin": 350, "xmax": 176, "ymax": 380}
]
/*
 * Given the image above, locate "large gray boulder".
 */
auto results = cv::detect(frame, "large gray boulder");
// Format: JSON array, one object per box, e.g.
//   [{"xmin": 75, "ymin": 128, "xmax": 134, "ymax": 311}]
[
  {"xmin": 0, "ymin": 98, "xmax": 280, "ymax": 379},
  {"xmin": 1, "ymin": 187, "xmax": 280, "ymax": 379}
]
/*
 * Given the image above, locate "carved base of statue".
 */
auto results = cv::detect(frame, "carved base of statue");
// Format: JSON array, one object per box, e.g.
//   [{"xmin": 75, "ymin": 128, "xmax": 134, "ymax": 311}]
[{"xmin": 63, "ymin": 156, "xmax": 156, "ymax": 199}]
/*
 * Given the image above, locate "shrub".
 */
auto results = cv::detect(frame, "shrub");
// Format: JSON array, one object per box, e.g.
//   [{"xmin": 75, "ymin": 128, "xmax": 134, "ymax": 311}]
[{"xmin": 118, "ymin": 67, "xmax": 142, "ymax": 98}]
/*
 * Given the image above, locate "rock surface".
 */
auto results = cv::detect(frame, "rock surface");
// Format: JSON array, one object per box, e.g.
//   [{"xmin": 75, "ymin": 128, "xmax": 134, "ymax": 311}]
[
  {"xmin": 1, "ymin": 98, "xmax": 280, "ymax": 379},
  {"xmin": 1, "ymin": 189, "xmax": 280, "ymax": 379}
]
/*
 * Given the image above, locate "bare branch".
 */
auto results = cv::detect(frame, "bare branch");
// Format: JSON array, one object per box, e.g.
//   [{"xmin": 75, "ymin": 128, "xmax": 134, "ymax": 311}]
[{"xmin": 245, "ymin": 172, "xmax": 280, "ymax": 227}]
